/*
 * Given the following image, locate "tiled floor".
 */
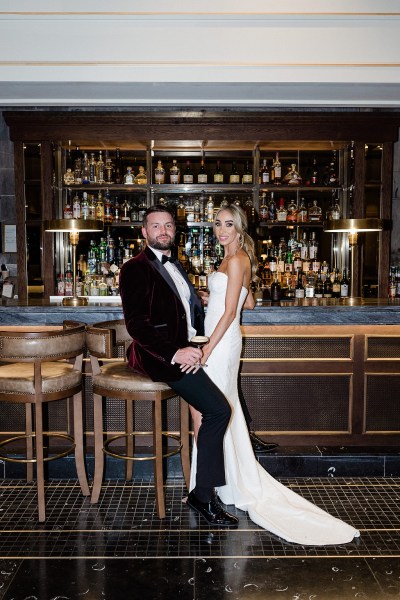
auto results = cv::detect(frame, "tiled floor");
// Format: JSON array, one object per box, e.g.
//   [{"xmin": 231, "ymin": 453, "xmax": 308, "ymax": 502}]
[{"xmin": 1, "ymin": 477, "xmax": 400, "ymax": 599}]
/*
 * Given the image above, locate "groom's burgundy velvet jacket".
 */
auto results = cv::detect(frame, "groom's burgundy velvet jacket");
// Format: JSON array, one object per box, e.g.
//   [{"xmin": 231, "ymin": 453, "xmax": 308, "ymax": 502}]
[{"xmin": 119, "ymin": 245, "xmax": 204, "ymax": 382}]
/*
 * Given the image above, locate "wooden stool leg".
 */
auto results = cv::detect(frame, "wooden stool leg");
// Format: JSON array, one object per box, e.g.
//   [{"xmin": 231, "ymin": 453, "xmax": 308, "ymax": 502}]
[
  {"xmin": 73, "ymin": 391, "xmax": 90, "ymax": 496},
  {"xmin": 91, "ymin": 392, "xmax": 105, "ymax": 504},
  {"xmin": 125, "ymin": 399, "xmax": 134, "ymax": 482},
  {"xmin": 153, "ymin": 397, "xmax": 165, "ymax": 518},
  {"xmin": 179, "ymin": 398, "xmax": 191, "ymax": 490},
  {"xmin": 25, "ymin": 403, "xmax": 34, "ymax": 483},
  {"xmin": 35, "ymin": 401, "xmax": 45, "ymax": 522}
]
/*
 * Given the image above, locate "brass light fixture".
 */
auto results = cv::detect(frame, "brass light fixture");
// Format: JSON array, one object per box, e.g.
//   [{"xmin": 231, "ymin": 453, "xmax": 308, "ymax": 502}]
[
  {"xmin": 323, "ymin": 218, "xmax": 384, "ymax": 297},
  {"xmin": 44, "ymin": 219, "xmax": 104, "ymax": 306}
]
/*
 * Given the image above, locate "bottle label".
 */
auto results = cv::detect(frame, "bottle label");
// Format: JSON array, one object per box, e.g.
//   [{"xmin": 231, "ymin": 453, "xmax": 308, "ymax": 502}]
[
  {"xmin": 242, "ymin": 174, "xmax": 252, "ymax": 184},
  {"xmin": 198, "ymin": 174, "xmax": 208, "ymax": 184},
  {"xmin": 155, "ymin": 172, "xmax": 165, "ymax": 184},
  {"xmin": 229, "ymin": 174, "xmax": 240, "ymax": 184},
  {"xmin": 274, "ymin": 166, "xmax": 282, "ymax": 179},
  {"xmin": 170, "ymin": 174, "xmax": 179, "ymax": 184},
  {"xmin": 214, "ymin": 173, "xmax": 224, "ymax": 183},
  {"xmin": 295, "ymin": 289, "xmax": 305, "ymax": 298},
  {"xmin": 305, "ymin": 287, "xmax": 315, "ymax": 298},
  {"xmin": 183, "ymin": 174, "xmax": 194, "ymax": 184},
  {"xmin": 340, "ymin": 284, "xmax": 349, "ymax": 297},
  {"xmin": 262, "ymin": 172, "xmax": 270, "ymax": 183}
]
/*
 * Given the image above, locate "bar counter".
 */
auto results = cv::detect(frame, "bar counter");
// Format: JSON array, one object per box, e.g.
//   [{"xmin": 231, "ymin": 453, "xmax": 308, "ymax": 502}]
[
  {"xmin": 0, "ymin": 297, "xmax": 399, "ymax": 326},
  {"xmin": 0, "ymin": 298, "xmax": 399, "ymax": 448}
]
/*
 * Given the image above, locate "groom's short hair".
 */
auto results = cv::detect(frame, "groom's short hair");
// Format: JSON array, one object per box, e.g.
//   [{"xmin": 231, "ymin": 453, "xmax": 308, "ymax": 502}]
[{"xmin": 143, "ymin": 204, "xmax": 176, "ymax": 227}]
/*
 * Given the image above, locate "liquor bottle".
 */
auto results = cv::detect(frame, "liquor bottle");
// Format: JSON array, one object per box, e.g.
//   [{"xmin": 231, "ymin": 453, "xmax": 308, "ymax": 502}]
[
  {"xmin": 81, "ymin": 152, "xmax": 90, "ymax": 184},
  {"xmin": 272, "ymin": 152, "xmax": 282, "ymax": 185},
  {"xmin": 114, "ymin": 148, "xmax": 123, "ymax": 184},
  {"xmin": 332, "ymin": 269, "xmax": 341, "ymax": 298},
  {"xmin": 120, "ymin": 198, "xmax": 131, "ymax": 223},
  {"xmin": 123, "ymin": 166, "xmax": 134, "ymax": 184},
  {"xmin": 300, "ymin": 232, "xmax": 308, "ymax": 261},
  {"xmin": 95, "ymin": 191, "xmax": 104, "ymax": 221},
  {"xmin": 244, "ymin": 196, "xmax": 255, "ymax": 225},
  {"xmin": 134, "ymin": 165, "xmax": 147, "ymax": 184},
  {"xmin": 340, "ymin": 268, "xmax": 349, "ymax": 298},
  {"xmin": 276, "ymin": 198, "xmax": 287, "ymax": 222},
  {"xmin": 268, "ymin": 247, "xmax": 277, "ymax": 275},
  {"xmin": 314, "ymin": 271, "xmax": 324, "ymax": 298},
  {"xmin": 170, "ymin": 159, "xmax": 180, "ymax": 184},
  {"xmin": 308, "ymin": 199, "xmax": 322, "ymax": 222},
  {"xmin": 183, "ymin": 160, "xmax": 194, "ymax": 184},
  {"xmin": 197, "ymin": 159, "xmax": 208, "ymax": 184},
  {"xmin": 242, "ymin": 160, "xmax": 253, "ymax": 184},
  {"xmin": 77, "ymin": 254, "xmax": 87, "ymax": 276},
  {"xmin": 295, "ymin": 268, "xmax": 305, "ymax": 298},
  {"xmin": 103, "ymin": 191, "xmax": 113, "ymax": 225},
  {"xmin": 213, "ymin": 160, "xmax": 224, "ymax": 183},
  {"xmin": 81, "ymin": 192, "xmax": 90, "ymax": 220},
  {"xmin": 56, "ymin": 273, "xmax": 65, "ymax": 296},
  {"xmin": 193, "ymin": 197, "xmax": 201, "ymax": 222},
  {"xmin": 206, "ymin": 196, "xmax": 214, "ymax": 222},
  {"xmin": 331, "ymin": 196, "xmax": 341, "ymax": 220},
  {"xmin": 388, "ymin": 267, "xmax": 397, "ymax": 299},
  {"xmin": 129, "ymin": 200, "xmax": 139, "ymax": 222},
  {"xmin": 284, "ymin": 163, "xmax": 302, "ymax": 185},
  {"xmin": 104, "ymin": 152, "xmax": 113, "ymax": 184},
  {"xmin": 229, "ymin": 161, "xmax": 240, "ymax": 184},
  {"xmin": 176, "ymin": 197, "xmax": 186, "ymax": 223},
  {"xmin": 88, "ymin": 194, "xmax": 96, "ymax": 220},
  {"xmin": 323, "ymin": 273, "xmax": 333, "ymax": 298},
  {"xmin": 286, "ymin": 197, "xmax": 297, "ymax": 222},
  {"xmin": 293, "ymin": 246, "xmax": 302, "ymax": 273},
  {"xmin": 259, "ymin": 193, "xmax": 269, "ymax": 222},
  {"xmin": 297, "ymin": 197, "xmax": 308, "ymax": 223},
  {"xmin": 220, "ymin": 196, "xmax": 229, "ymax": 209},
  {"xmin": 305, "ymin": 273, "xmax": 315, "ymax": 298},
  {"xmin": 96, "ymin": 151, "xmax": 105, "ymax": 184},
  {"xmin": 259, "ymin": 159, "xmax": 270, "ymax": 185},
  {"xmin": 306, "ymin": 155, "xmax": 319, "ymax": 186},
  {"xmin": 138, "ymin": 199, "xmax": 147, "ymax": 221},
  {"xmin": 113, "ymin": 196, "xmax": 121, "ymax": 223},
  {"xmin": 268, "ymin": 192, "xmax": 277, "ymax": 221},
  {"xmin": 73, "ymin": 147, "xmax": 82, "ymax": 184},
  {"xmin": 154, "ymin": 160, "xmax": 165, "ymax": 184},
  {"xmin": 89, "ymin": 153, "xmax": 97, "ymax": 183},
  {"xmin": 308, "ymin": 231, "xmax": 319, "ymax": 262},
  {"xmin": 63, "ymin": 194, "xmax": 73, "ymax": 219},
  {"xmin": 64, "ymin": 262, "xmax": 73, "ymax": 296},
  {"xmin": 284, "ymin": 249, "xmax": 293, "ymax": 273},
  {"xmin": 72, "ymin": 193, "xmax": 81, "ymax": 219},
  {"xmin": 271, "ymin": 273, "xmax": 281, "ymax": 302},
  {"xmin": 328, "ymin": 150, "xmax": 339, "ymax": 186}
]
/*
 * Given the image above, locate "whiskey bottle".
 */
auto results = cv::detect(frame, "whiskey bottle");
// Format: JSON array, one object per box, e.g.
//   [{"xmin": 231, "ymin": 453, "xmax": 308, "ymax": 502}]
[
  {"xmin": 271, "ymin": 273, "xmax": 281, "ymax": 302},
  {"xmin": 332, "ymin": 269, "xmax": 341, "ymax": 298},
  {"xmin": 213, "ymin": 160, "xmax": 224, "ymax": 184},
  {"xmin": 206, "ymin": 196, "xmax": 214, "ymax": 222},
  {"xmin": 229, "ymin": 162, "xmax": 240, "ymax": 184},
  {"xmin": 259, "ymin": 193, "xmax": 269, "ymax": 222},
  {"xmin": 276, "ymin": 198, "xmax": 288, "ymax": 222},
  {"xmin": 96, "ymin": 151, "xmax": 105, "ymax": 184},
  {"xmin": 95, "ymin": 192, "xmax": 104, "ymax": 221},
  {"xmin": 183, "ymin": 160, "xmax": 194, "ymax": 184},
  {"xmin": 259, "ymin": 159, "xmax": 270, "ymax": 185},
  {"xmin": 297, "ymin": 197, "xmax": 308, "ymax": 223},
  {"xmin": 104, "ymin": 152, "xmax": 113, "ymax": 184},
  {"xmin": 103, "ymin": 191, "xmax": 113, "ymax": 224},
  {"xmin": 197, "ymin": 159, "xmax": 208, "ymax": 184},
  {"xmin": 170, "ymin": 160, "xmax": 180, "ymax": 184},
  {"xmin": 308, "ymin": 199, "xmax": 322, "ymax": 222},
  {"xmin": 81, "ymin": 152, "xmax": 90, "ymax": 184},
  {"xmin": 89, "ymin": 153, "xmax": 97, "ymax": 183},
  {"xmin": 272, "ymin": 152, "xmax": 282, "ymax": 185},
  {"xmin": 284, "ymin": 163, "xmax": 302, "ymax": 185},
  {"xmin": 286, "ymin": 197, "xmax": 297, "ymax": 222},
  {"xmin": 114, "ymin": 148, "xmax": 123, "ymax": 184},
  {"xmin": 176, "ymin": 197, "xmax": 186, "ymax": 223},
  {"xmin": 154, "ymin": 160, "xmax": 165, "ymax": 184},
  {"xmin": 295, "ymin": 268, "xmax": 305, "ymax": 299},
  {"xmin": 242, "ymin": 161, "xmax": 253, "ymax": 184}
]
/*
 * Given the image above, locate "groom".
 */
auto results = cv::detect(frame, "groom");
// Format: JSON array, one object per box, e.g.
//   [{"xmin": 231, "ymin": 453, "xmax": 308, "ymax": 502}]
[{"xmin": 119, "ymin": 204, "xmax": 238, "ymax": 527}]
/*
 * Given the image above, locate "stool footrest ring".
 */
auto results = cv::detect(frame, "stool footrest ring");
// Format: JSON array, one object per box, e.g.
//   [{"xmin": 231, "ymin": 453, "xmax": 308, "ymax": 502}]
[
  {"xmin": 0, "ymin": 433, "xmax": 75, "ymax": 464},
  {"xmin": 103, "ymin": 432, "xmax": 182, "ymax": 461}
]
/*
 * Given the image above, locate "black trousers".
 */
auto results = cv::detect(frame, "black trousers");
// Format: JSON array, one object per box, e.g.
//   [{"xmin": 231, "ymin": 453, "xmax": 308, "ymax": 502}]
[{"xmin": 167, "ymin": 369, "xmax": 231, "ymax": 490}]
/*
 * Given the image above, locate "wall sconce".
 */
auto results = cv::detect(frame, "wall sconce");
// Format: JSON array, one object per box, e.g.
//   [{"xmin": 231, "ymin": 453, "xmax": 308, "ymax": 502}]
[
  {"xmin": 323, "ymin": 218, "xmax": 383, "ymax": 297},
  {"xmin": 44, "ymin": 219, "xmax": 104, "ymax": 306}
]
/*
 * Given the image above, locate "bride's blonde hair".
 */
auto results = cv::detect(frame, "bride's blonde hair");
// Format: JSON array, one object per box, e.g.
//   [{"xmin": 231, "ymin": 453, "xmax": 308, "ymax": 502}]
[{"xmin": 213, "ymin": 204, "xmax": 259, "ymax": 282}]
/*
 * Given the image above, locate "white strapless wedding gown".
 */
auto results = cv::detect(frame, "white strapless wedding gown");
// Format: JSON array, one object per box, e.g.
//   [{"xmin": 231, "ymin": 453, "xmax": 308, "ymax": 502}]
[{"xmin": 190, "ymin": 271, "xmax": 360, "ymax": 545}]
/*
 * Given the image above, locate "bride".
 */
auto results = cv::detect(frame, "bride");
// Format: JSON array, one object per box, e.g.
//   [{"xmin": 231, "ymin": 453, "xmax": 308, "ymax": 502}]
[{"xmin": 188, "ymin": 204, "xmax": 360, "ymax": 546}]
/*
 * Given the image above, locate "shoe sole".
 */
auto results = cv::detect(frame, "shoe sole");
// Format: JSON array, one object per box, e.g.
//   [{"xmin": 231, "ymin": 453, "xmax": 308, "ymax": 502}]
[{"xmin": 186, "ymin": 499, "xmax": 239, "ymax": 528}]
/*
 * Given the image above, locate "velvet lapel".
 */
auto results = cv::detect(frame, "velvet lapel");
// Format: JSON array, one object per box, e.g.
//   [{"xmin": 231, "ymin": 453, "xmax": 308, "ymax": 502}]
[{"xmin": 143, "ymin": 245, "xmax": 181, "ymax": 299}]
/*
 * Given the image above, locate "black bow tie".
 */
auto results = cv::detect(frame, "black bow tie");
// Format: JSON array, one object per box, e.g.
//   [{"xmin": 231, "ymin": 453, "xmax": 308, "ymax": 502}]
[{"xmin": 161, "ymin": 254, "xmax": 175, "ymax": 264}]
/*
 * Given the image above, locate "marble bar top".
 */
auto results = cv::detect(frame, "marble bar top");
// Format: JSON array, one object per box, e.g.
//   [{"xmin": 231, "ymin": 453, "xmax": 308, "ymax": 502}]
[{"xmin": 0, "ymin": 298, "xmax": 399, "ymax": 326}]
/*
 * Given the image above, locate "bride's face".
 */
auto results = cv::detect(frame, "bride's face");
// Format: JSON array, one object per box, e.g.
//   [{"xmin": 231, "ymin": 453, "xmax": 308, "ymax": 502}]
[{"xmin": 214, "ymin": 210, "xmax": 239, "ymax": 249}]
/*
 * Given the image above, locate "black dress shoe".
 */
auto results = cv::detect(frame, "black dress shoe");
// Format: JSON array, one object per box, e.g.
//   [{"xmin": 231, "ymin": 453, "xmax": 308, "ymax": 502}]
[
  {"xmin": 249, "ymin": 431, "xmax": 278, "ymax": 454},
  {"xmin": 186, "ymin": 491, "xmax": 238, "ymax": 528}
]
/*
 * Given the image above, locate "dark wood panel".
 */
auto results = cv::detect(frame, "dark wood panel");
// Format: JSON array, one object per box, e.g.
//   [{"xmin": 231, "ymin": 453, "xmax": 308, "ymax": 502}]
[{"xmin": 14, "ymin": 142, "xmax": 27, "ymax": 303}]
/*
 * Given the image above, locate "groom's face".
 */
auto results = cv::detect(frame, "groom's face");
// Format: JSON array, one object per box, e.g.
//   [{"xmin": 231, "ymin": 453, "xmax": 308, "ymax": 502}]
[{"xmin": 142, "ymin": 211, "xmax": 176, "ymax": 250}]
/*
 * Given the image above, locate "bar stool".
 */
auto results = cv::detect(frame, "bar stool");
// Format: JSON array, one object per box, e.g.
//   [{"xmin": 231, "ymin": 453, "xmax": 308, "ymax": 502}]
[
  {"xmin": 86, "ymin": 319, "xmax": 190, "ymax": 518},
  {"xmin": 0, "ymin": 323, "xmax": 90, "ymax": 522}
]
